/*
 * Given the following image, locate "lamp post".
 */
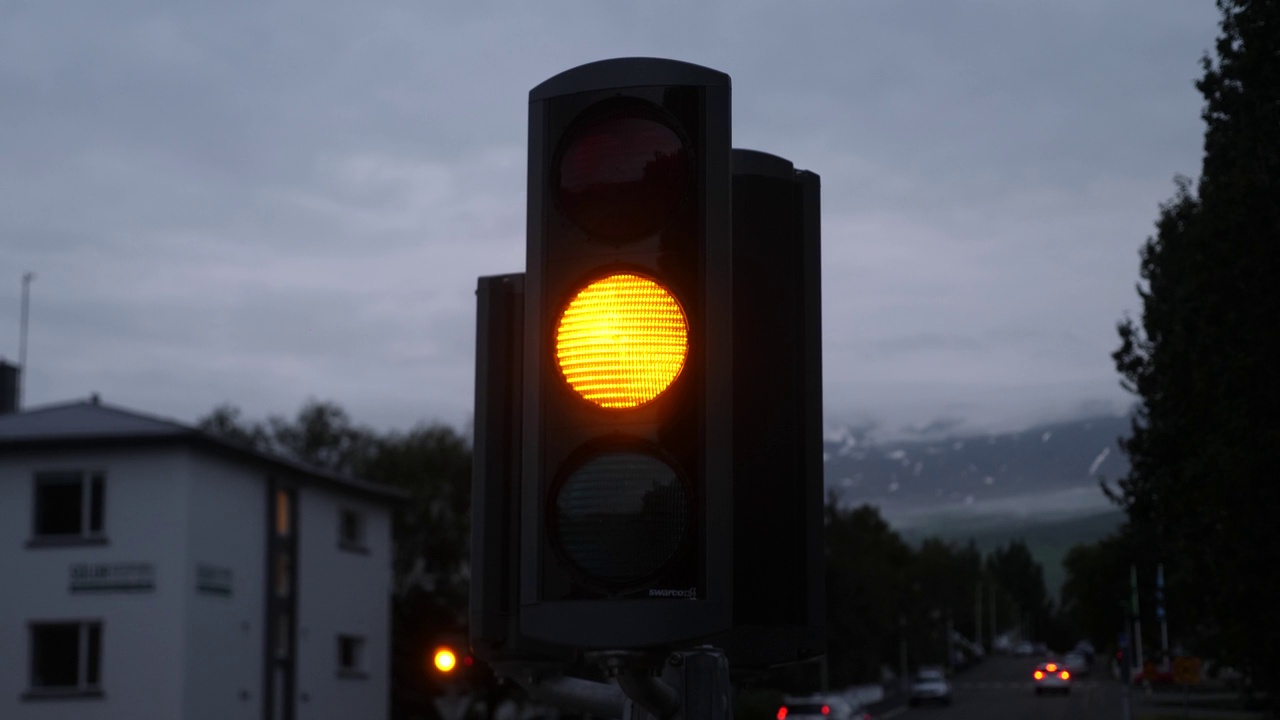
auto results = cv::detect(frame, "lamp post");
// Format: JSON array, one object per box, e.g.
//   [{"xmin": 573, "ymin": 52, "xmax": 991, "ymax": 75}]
[{"xmin": 19, "ymin": 272, "xmax": 34, "ymax": 408}]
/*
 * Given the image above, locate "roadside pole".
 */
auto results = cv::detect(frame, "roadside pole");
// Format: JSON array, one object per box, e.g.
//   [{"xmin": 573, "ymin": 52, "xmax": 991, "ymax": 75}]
[
  {"xmin": 975, "ymin": 583, "xmax": 983, "ymax": 651},
  {"xmin": 899, "ymin": 614, "xmax": 909, "ymax": 694},
  {"xmin": 1131, "ymin": 565, "xmax": 1145, "ymax": 678},
  {"xmin": 945, "ymin": 611, "xmax": 954, "ymax": 675},
  {"xmin": 1157, "ymin": 563, "xmax": 1170, "ymax": 672},
  {"xmin": 1120, "ymin": 626, "xmax": 1134, "ymax": 720}
]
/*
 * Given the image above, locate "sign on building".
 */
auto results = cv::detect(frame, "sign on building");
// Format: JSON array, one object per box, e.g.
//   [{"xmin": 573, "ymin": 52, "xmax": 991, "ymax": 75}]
[
  {"xmin": 196, "ymin": 564, "xmax": 233, "ymax": 596},
  {"xmin": 69, "ymin": 562, "xmax": 155, "ymax": 593}
]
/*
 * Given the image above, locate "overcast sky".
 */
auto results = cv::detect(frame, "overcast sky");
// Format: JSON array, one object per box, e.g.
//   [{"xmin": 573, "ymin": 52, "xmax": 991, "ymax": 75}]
[{"xmin": 0, "ymin": 1, "xmax": 1221, "ymax": 439}]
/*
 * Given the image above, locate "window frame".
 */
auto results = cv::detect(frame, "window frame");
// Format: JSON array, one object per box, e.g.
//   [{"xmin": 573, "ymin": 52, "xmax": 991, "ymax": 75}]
[
  {"xmin": 24, "ymin": 619, "xmax": 105, "ymax": 700},
  {"xmin": 336, "ymin": 634, "xmax": 367, "ymax": 679},
  {"xmin": 337, "ymin": 508, "xmax": 368, "ymax": 553},
  {"xmin": 28, "ymin": 470, "xmax": 108, "ymax": 547}
]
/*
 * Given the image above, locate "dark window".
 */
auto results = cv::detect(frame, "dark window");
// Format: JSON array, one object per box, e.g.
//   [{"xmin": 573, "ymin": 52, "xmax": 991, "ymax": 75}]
[
  {"xmin": 29, "ymin": 622, "xmax": 103, "ymax": 693},
  {"xmin": 85, "ymin": 625, "xmax": 101, "ymax": 686},
  {"xmin": 337, "ymin": 635, "xmax": 365, "ymax": 675},
  {"xmin": 338, "ymin": 509, "xmax": 366, "ymax": 550},
  {"xmin": 33, "ymin": 472, "xmax": 106, "ymax": 539},
  {"xmin": 274, "ymin": 551, "xmax": 291, "ymax": 598},
  {"xmin": 275, "ymin": 613, "xmax": 290, "ymax": 660},
  {"xmin": 88, "ymin": 477, "xmax": 104, "ymax": 534}
]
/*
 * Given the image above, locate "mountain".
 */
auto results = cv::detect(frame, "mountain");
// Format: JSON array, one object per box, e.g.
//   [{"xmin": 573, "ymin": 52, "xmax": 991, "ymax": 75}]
[
  {"xmin": 823, "ymin": 414, "xmax": 1132, "ymax": 596},
  {"xmin": 823, "ymin": 414, "xmax": 1131, "ymax": 528}
]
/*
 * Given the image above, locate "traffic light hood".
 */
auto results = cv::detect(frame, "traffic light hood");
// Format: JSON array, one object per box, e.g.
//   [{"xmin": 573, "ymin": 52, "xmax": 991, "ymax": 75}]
[{"xmin": 530, "ymin": 57, "xmax": 730, "ymax": 102}]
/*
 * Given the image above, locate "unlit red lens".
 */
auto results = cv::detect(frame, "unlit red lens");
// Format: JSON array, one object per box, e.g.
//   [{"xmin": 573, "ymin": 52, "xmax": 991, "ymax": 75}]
[
  {"xmin": 556, "ymin": 274, "xmax": 687, "ymax": 408},
  {"xmin": 557, "ymin": 115, "xmax": 689, "ymax": 243}
]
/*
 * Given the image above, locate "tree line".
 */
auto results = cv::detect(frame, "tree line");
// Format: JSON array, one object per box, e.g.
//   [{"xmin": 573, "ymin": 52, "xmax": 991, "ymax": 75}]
[
  {"xmin": 1103, "ymin": 0, "xmax": 1279, "ymax": 710},
  {"xmin": 199, "ymin": 399, "xmax": 1070, "ymax": 700}
]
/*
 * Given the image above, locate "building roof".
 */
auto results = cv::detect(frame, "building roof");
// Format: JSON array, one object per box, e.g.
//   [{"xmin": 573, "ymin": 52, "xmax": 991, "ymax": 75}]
[{"xmin": 0, "ymin": 398, "xmax": 406, "ymax": 504}]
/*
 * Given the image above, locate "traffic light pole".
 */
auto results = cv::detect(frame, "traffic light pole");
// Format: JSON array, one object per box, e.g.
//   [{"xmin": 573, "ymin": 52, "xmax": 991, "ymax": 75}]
[
  {"xmin": 499, "ymin": 663, "xmax": 627, "ymax": 719},
  {"xmin": 497, "ymin": 648, "xmax": 732, "ymax": 720}
]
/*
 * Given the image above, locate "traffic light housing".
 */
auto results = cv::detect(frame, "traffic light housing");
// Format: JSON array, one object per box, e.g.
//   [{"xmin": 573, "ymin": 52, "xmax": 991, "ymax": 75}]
[
  {"xmin": 714, "ymin": 149, "xmax": 824, "ymax": 668},
  {"xmin": 472, "ymin": 58, "xmax": 824, "ymax": 664},
  {"xmin": 520, "ymin": 57, "xmax": 733, "ymax": 649}
]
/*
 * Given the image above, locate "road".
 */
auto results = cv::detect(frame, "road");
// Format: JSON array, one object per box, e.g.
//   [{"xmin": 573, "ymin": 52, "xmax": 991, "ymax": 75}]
[{"xmin": 878, "ymin": 655, "xmax": 1128, "ymax": 720}]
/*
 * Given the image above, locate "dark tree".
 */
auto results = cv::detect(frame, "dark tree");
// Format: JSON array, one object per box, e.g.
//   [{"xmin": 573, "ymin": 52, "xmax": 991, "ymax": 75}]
[
  {"xmin": 195, "ymin": 403, "xmax": 272, "ymax": 451},
  {"xmin": 1111, "ymin": 0, "xmax": 1280, "ymax": 700},
  {"xmin": 908, "ymin": 538, "xmax": 983, "ymax": 665},
  {"xmin": 824, "ymin": 502, "xmax": 914, "ymax": 686},
  {"xmin": 1059, "ymin": 534, "xmax": 1130, "ymax": 650},
  {"xmin": 984, "ymin": 540, "xmax": 1054, "ymax": 644}
]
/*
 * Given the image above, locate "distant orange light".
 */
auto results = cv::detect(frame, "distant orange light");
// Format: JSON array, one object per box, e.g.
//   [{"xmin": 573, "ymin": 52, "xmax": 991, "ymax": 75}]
[
  {"xmin": 1060, "ymin": 671, "xmax": 1070, "ymax": 680},
  {"xmin": 1046, "ymin": 663, "xmax": 1057, "ymax": 672},
  {"xmin": 776, "ymin": 708, "xmax": 788, "ymax": 720},
  {"xmin": 1034, "ymin": 670, "xmax": 1045, "ymax": 680},
  {"xmin": 433, "ymin": 647, "xmax": 457, "ymax": 673}
]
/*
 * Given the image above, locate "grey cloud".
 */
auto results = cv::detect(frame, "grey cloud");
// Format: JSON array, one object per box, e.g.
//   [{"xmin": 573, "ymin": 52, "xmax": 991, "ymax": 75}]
[{"xmin": 0, "ymin": 0, "xmax": 1222, "ymax": 435}]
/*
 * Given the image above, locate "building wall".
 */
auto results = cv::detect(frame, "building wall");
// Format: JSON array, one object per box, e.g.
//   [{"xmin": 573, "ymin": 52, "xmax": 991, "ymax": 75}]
[
  {"xmin": 295, "ymin": 486, "xmax": 392, "ymax": 720},
  {"xmin": 0, "ymin": 446, "xmax": 190, "ymax": 720},
  {"xmin": 182, "ymin": 451, "xmax": 269, "ymax": 720}
]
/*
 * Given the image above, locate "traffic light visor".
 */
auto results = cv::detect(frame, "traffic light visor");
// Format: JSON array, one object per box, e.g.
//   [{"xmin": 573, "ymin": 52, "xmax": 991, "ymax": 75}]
[{"xmin": 556, "ymin": 273, "xmax": 688, "ymax": 409}]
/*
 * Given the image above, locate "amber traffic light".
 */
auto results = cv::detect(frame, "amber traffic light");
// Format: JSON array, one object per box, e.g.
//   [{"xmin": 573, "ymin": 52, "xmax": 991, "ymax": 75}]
[
  {"xmin": 555, "ymin": 273, "xmax": 688, "ymax": 409},
  {"xmin": 470, "ymin": 59, "xmax": 824, "ymax": 664},
  {"xmin": 432, "ymin": 647, "xmax": 457, "ymax": 673},
  {"xmin": 520, "ymin": 57, "xmax": 733, "ymax": 649}
]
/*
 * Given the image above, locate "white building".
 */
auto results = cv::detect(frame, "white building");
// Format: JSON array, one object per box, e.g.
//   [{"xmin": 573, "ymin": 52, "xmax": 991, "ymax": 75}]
[{"xmin": 0, "ymin": 385, "xmax": 403, "ymax": 719}]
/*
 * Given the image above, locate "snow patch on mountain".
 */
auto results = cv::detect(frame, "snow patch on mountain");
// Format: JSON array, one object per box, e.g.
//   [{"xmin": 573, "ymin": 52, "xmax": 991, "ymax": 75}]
[{"xmin": 1089, "ymin": 447, "xmax": 1111, "ymax": 476}]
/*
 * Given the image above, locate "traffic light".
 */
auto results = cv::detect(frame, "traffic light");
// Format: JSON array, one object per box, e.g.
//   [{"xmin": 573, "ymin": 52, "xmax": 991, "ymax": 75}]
[
  {"xmin": 427, "ymin": 633, "xmax": 472, "ymax": 684},
  {"xmin": 519, "ymin": 57, "xmax": 733, "ymax": 648},
  {"xmin": 433, "ymin": 646, "xmax": 459, "ymax": 673},
  {"xmin": 713, "ymin": 149, "xmax": 824, "ymax": 668}
]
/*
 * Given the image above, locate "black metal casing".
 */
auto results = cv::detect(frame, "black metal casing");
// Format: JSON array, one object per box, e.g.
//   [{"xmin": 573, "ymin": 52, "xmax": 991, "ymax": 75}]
[
  {"xmin": 713, "ymin": 150, "xmax": 825, "ymax": 668},
  {"xmin": 521, "ymin": 58, "xmax": 734, "ymax": 648}
]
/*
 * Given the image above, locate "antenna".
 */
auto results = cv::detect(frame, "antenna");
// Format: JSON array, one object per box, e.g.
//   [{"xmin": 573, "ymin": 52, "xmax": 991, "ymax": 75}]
[{"xmin": 19, "ymin": 272, "xmax": 34, "ymax": 408}]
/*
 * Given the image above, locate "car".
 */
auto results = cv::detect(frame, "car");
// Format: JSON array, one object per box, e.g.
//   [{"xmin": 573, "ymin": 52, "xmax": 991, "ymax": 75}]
[
  {"xmin": 1034, "ymin": 661, "xmax": 1073, "ymax": 695},
  {"xmin": 1063, "ymin": 652, "xmax": 1090, "ymax": 676},
  {"xmin": 778, "ymin": 695, "xmax": 870, "ymax": 720},
  {"xmin": 909, "ymin": 666, "xmax": 953, "ymax": 706},
  {"xmin": 1073, "ymin": 640, "xmax": 1097, "ymax": 664}
]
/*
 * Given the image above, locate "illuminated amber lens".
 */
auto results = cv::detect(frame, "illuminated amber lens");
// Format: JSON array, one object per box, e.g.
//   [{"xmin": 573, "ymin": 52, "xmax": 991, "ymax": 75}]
[
  {"xmin": 433, "ymin": 648, "xmax": 457, "ymax": 673},
  {"xmin": 556, "ymin": 273, "xmax": 687, "ymax": 408}
]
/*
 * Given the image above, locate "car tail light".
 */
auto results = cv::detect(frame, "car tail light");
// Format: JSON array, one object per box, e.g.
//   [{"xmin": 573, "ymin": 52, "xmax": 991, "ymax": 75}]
[
  {"xmin": 1046, "ymin": 663, "xmax": 1057, "ymax": 672},
  {"xmin": 821, "ymin": 706, "xmax": 829, "ymax": 716},
  {"xmin": 776, "ymin": 708, "xmax": 787, "ymax": 720},
  {"xmin": 1034, "ymin": 670, "xmax": 1045, "ymax": 680},
  {"xmin": 1060, "ymin": 671, "xmax": 1070, "ymax": 680}
]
